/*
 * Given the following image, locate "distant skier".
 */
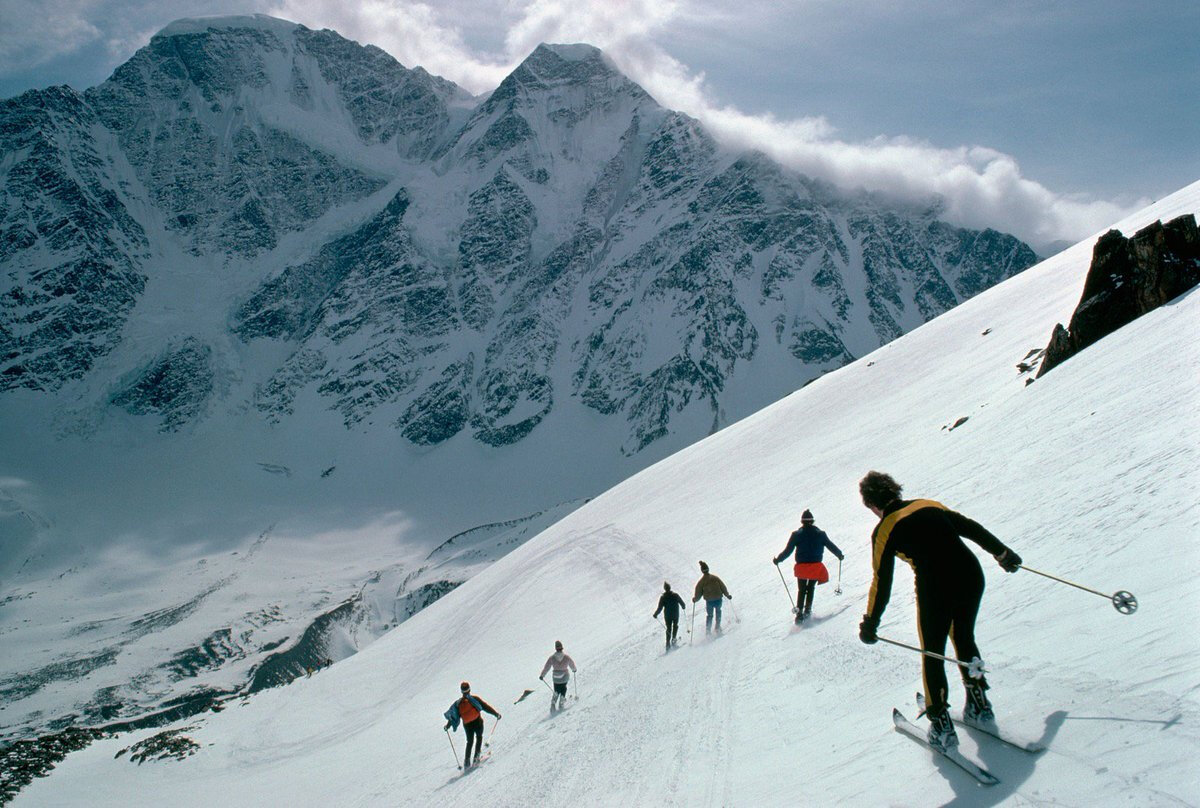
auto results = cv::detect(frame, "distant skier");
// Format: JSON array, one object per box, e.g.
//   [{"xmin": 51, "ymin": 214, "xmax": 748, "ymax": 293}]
[
  {"xmin": 443, "ymin": 681, "xmax": 501, "ymax": 768},
  {"xmin": 693, "ymin": 561, "xmax": 732, "ymax": 635},
  {"xmin": 653, "ymin": 582, "xmax": 688, "ymax": 649},
  {"xmin": 773, "ymin": 509, "xmax": 844, "ymax": 624},
  {"xmin": 856, "ymin": 471, "xmax": 1022, "ymax": 753},
  {"xmin": 539, "ymin": 641, "xmax": 577, "ymax": 712}
]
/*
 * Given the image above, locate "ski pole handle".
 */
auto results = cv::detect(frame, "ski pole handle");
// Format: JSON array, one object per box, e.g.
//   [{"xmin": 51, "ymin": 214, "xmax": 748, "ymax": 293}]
[
  {"xmin": 877, "ymin": 635, "xmax": 987, "ymax": 679},
  {"xmin": 1018, "ymin": 565, "xmax": 1138, "ymax": 614}
]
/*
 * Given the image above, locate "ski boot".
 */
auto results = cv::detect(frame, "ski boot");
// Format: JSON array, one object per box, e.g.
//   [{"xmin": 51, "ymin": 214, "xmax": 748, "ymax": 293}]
[
  {"xmin": 963, "ymin": 680, "xmax": 995, "ymax": 724},
  {"xmin": 926, "ymin": 708, "xmax": 959, "ymax": 753}
]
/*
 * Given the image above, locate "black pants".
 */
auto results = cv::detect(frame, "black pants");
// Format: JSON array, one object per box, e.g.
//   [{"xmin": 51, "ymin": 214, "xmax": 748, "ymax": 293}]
[
  {"xmin": 664, "ymin": 616, "xmax": 679, "ymax": 645},
  {"xmin": 797, "ymin": 580, "xmax": 816, "ymax": 614},
  {"xmin": 464, "ymin": 718, "xmax": 484, "ymax": 762},
  {"xmin": 916, "ymin": 567, "xmax": 987, "ymax": 714}
]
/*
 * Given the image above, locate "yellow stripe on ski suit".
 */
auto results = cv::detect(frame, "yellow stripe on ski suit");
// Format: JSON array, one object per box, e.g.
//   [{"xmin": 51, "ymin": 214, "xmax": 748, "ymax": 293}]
[{"xmin": 866, "ymin": 499, "xmax": 950, "ymax": 618}]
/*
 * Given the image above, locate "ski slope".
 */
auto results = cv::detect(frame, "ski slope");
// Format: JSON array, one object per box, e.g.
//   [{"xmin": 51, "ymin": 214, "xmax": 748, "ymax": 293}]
[{"xmin": 17, "ymin": 183, "xmax": 1200, "ymax": 806}]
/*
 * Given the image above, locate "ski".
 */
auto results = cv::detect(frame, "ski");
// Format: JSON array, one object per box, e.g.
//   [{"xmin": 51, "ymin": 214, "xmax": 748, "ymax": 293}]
[
  {"xmin": 461, "ymin": 752, "xmax": 491, "ymax": 773},
  {"xmin": 956, "ymin": 715, "xmax": 1046, "ymax": 753},
  {"xmin": 915, "ymin": 692, "xmax": 1044, "ymax": 753},
  {"xmin": 893, "ymin": 709, "xmax": 999, "ymax": 786}
]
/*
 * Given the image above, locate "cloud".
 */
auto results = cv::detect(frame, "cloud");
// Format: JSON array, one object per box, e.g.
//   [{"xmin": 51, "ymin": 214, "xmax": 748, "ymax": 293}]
[
  {"xmin": 266, "ymin": 0, "xmax": 514, "ymax": 91},
  {"xmin": 613, "ymin": 43, "xmax": 1137, "ymax": 246},
  {"xmin": 265, "ymin": 0, "xmax": 1133, "ymax": 246},
  {"xmin": 0, "ymin": 0, "xmax": 101, "ymax": 72}
]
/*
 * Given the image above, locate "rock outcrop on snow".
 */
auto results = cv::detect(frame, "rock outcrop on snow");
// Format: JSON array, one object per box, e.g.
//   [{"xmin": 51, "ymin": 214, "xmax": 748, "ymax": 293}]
[{"xmin": 1038, "ymin": 214, "xmax": 1199, "ymax": 377}]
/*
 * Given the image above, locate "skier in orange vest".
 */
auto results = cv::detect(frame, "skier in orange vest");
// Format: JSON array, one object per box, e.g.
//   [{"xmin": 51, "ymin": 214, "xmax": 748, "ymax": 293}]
[{"xmin": 444, "ymin": 681, "xmax": 501, "ymax": 768}]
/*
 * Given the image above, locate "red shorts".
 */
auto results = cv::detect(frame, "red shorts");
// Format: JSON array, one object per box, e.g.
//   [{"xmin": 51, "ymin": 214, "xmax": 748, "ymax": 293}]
[{"xmin": 793, "ymin": 562, "xmax": 830, "ymax": 583}]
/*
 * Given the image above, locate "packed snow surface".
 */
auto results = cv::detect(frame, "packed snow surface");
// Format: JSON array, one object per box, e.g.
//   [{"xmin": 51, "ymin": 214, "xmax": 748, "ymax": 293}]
[{"xmin": 17, "ymin": 185, "xmax": 1200, "ymax": 805}]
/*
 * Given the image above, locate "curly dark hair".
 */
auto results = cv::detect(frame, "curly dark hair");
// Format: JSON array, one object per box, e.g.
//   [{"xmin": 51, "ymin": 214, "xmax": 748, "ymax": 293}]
[{"xmin": 859, "ymin": 471, "xmax": 903, "ymax": 510}]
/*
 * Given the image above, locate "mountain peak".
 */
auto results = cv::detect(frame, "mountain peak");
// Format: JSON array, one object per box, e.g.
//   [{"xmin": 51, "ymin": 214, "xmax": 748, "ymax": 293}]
[
  {"xmin": 533, "ymin": 42, "xmax": 604, "ymax": 62},
  {"xmin": 154, "ymin": 14, "xmax": 303, "ymax": 40},
  {"xmin": 510, "ymin": 41, "xmax": 631, "ymax": 88}
]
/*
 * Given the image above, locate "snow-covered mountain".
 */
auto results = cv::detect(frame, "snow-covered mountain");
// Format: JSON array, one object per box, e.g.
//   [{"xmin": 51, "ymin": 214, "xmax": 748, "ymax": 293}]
[
  {"xmin": 0, "ymin": 14, "xmax": 1042, "ymax": 744},
  {"xmin": 12, "ymin": 182, "xmax": 1199, "ymax": 806},
  {"xmin": 2, "ymin": 14, "xmax": 1033, "ymax": 443}
]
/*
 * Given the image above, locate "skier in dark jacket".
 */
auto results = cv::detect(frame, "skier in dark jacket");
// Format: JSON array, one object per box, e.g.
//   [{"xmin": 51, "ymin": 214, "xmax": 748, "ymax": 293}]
[
  {"xmin": 653, "ymin": 582, "xmax": 688, "ymax": 649},
  {"xmin": 773, "ymin": 509, "xmax": 844, "ymax": 624},
  {"xmin": 444, "ymin": 681, "xmax": 501, "ymax": 768},
  {"xmin": 856, "ymin": 471, "xmax": 1021, "ymax": 753}
]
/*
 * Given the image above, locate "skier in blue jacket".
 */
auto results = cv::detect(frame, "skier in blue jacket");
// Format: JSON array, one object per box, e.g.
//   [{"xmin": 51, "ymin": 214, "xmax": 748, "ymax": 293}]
[{"xmin": 773, "ymin": 509, "xmax": 844, "ymax": 623}]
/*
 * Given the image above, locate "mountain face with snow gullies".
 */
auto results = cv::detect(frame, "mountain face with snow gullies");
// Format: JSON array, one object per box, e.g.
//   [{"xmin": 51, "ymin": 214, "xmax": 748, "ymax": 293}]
[
  {"xmin": 11, "ymin": 184, "xmax": 1199, "ymax": 807},
  {"xmin": 2, "ymin": 15, "xmax": 1034, "ymax": 451},
  {"xmin": 0, "ymin": 15, "xmax": 1038, "ymax": 750}
]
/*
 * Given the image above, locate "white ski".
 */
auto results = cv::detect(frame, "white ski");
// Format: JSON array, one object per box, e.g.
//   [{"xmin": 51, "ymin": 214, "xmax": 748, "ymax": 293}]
[
  {"xmin": 957, "ymin": 715, "xmax": 1046, "ymax": 753},
  {"xmin": 893, "ymin": 709, "xmax": 1000, "ymax": 786},
  {"xmin": 916, "ymin": 692, "xmax": 1045, "ymax": 752}
]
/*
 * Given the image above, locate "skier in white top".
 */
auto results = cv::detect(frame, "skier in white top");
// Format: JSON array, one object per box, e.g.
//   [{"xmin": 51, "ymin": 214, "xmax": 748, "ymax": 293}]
[{"xmin": 539, "ymin": 640, "xmax": 577, "ymax": 712}]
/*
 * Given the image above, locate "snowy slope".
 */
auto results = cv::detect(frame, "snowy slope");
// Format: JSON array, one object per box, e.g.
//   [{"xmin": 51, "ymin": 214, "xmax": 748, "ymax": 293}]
[
  {"xmin": 15, "ymin": 184, "xmax": 1199, "ymax": 805},
  {"xmin": 0, "ymin": 16, "xmax": 1042, "ymax": 740}
]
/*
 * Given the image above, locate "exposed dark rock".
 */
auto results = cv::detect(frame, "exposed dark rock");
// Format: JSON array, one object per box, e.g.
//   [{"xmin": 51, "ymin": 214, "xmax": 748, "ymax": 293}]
[
  {"xmin": 1038, "ymin": 215, "xmax": 1200, "ymax": 377},
  {"xmin": 394, "ymin": 581, "xmax": 461, "ymax": 621},
  {"xmin": 247, "ymin": 596, "xmax": 361, "ymax": 690},
  {"xmin": 116, "ymin": 726, "xmax": 200, "ymax": 764},
  {"xmin": 110, "ymin": 338, "xmax": 214, "ymax": 431},
  {"xmin": 0, "ymin": 726, "xmax": 104, "ymax": 805}
]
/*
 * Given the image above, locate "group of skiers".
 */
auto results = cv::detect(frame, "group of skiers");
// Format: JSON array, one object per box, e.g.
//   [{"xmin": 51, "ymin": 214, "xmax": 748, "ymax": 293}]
[{"xmin": 444, "ymin": 471, "xmax": 1024, "ymax": 760}]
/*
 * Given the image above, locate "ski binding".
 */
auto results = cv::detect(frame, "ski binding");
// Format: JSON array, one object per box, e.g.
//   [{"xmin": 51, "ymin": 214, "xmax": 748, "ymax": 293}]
[{"xmin": 893, "ymin": 708, "xmax": 999, "ymax": 785}]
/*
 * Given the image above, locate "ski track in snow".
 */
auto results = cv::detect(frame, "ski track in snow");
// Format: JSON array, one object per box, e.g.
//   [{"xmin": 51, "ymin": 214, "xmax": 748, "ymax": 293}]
[{"xmin": 11, "ymin": 187, "xmax": 1200, "ymax": 805}]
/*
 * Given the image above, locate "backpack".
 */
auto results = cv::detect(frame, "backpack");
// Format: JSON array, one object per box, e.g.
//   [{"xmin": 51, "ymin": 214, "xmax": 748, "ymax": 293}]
[{"xmin": 458, "ymin": 696, "xmax": 481, "ymax": 723}]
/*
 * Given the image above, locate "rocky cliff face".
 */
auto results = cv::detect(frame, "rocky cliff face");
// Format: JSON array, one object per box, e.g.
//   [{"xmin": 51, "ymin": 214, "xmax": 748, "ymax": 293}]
[
  {"xmin": 0, "ymin": 87, "xmax": 148, "ymax": 392},
  {"xmin": 2, "ymin": 19, "xmax": 1036, "ymax": 446},
  {"xmin": 1038, "ymin": 214, "xmax": 1199, "ymax": 377}
]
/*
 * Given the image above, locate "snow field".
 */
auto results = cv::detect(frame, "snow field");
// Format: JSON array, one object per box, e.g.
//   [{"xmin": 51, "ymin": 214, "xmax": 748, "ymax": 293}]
[{"xmin": 16, "ymin": 184, "xmax": 1200, "ymax": 806}]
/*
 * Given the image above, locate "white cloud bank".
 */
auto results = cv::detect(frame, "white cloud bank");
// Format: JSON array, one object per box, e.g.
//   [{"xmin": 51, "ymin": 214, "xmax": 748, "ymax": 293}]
[{"xmin": 262, "ymin": 0, "xmax": 1138, "ymax": 247}]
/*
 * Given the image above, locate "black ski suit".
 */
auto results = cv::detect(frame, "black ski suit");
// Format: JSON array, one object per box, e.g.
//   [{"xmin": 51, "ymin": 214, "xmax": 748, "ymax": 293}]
[
  {"xmin": 654, "ymin": 590, "xmax": 687, "ymax": 647},
  {"xmin": 863, "ymin": 499, "xmax": 1013, "ymax": 714}
]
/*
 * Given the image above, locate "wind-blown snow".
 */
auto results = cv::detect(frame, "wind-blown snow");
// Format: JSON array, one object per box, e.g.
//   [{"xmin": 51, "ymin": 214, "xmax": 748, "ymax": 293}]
[
  {"xmin": 155, "ymin": 15, "xmax": 303, "ymax": 39},
  {"xmin": 14, "ymin": 186, "xmax": 1200, "ymax": 805}
]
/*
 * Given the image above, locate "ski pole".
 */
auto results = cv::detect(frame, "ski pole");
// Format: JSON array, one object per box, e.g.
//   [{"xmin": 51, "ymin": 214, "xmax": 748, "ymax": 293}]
[
  {"xmin": 540, "ymin": 678, "xmax": 553, "ymax": 692},
  {"xmin": 574, "ymin": 671, "xmax": 580, "ymax": 700},
  {"xmin": 445, "ymin": 728, "xmax": 461, "ymax": 769},
  {"xmin": 729, "ymin": 598, "xmax": 740, "ymax": 624},
  {"xmin": 775, "ymin": 562, "xmax": 798, "ymax": 613},
  {"xmin": 486, "ymin": 716, "xmax": 501, "ymax": 748},
  {"xmin": 834, "ymin": 558, "xmax": 843, "ymax": 596},
  {"xmin": 1018, "ymin": 565, "xmax": 1138, "ymax": 614},
  {"xmin": 689, "ymin": 602, "xmax": 696, "ymax": 644},
  {"xmin": 877, "ymin": 635, "xmax": 987, "ymax": 680}
]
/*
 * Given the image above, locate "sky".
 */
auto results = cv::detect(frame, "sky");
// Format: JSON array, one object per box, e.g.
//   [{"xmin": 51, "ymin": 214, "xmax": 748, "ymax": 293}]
[{"xmin": 1, "ymin": 0, "xmax": 1197, "ymax": 247}]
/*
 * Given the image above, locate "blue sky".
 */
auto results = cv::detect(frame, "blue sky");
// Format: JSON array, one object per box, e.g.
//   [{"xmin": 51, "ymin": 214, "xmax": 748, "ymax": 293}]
[{"xmin": 2, "ymin": 0, "xmax": 1196, "ymax": 246}]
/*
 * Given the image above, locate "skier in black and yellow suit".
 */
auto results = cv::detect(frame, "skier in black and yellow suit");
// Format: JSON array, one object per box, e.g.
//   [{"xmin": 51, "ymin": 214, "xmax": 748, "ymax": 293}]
[{"xmin": 857, "ymin": 471, "xmax": 1022, "ymax": 752}]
